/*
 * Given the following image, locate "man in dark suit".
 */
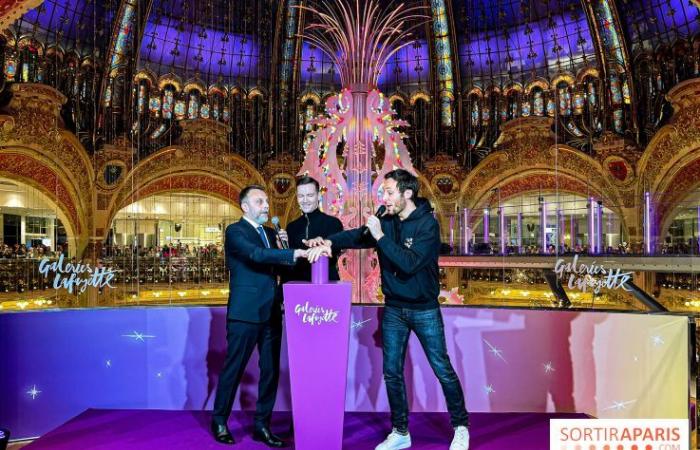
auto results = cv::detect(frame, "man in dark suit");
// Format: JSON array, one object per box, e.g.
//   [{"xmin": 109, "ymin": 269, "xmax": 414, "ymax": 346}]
[{"xmin": 211, "ymin": 185, "xmax": 307, "ymax": 447}]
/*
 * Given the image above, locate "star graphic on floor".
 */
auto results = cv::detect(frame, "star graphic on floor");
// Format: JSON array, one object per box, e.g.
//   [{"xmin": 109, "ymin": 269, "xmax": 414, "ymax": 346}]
[
  {"xmin": 105, "ymin": 359, "xmax": 112, "ymax": 368},
  {"xmin": 122, "ymin": 331, "xmax": 156, "ymax": 342},
  {"xmin": 651, "ymin": 335, "xmax": 664, "ymax": 346},
  {"xmin": 484, "ymin": 384, "xmax": 495, "ymax": 395},
  {"xmin": 26, "ymin": 385, "xmax": 41, "ymax": 400},
  {"xmin": 603, "ymin": 400, "xmax": 636, "ymax": 411},
  {"xmin": 351, "ymin": 318, "xmax": 372, "ymax": 330},
  {"xmin": 543, "ymin": 361, "xmax": 555, "ymax": 374},
  {"xmin": 483, "ymin": 339, "xmax": 507, "ymax": 363}
]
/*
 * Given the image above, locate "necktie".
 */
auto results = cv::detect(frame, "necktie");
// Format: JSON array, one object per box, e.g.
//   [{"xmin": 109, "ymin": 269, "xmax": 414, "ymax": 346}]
[{"xmin": 257, "ymin": 226, "xmax": 270, "ymax": 248}]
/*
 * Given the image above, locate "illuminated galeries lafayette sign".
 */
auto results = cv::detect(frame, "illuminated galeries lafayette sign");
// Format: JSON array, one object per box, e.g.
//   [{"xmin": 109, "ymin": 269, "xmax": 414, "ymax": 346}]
[
  {"xmin": 554, "ymin": 254, "xmax": 633, "ymax": 294},
  {"xmin": 38, "ymin": 255, "xmax": 116, "ymax": 294}
]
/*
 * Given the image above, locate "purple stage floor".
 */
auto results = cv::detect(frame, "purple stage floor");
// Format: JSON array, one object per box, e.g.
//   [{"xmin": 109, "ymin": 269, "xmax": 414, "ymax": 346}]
[{"xmin": 24, "ymin": 409, "xmax": 588, "ymax": 449}]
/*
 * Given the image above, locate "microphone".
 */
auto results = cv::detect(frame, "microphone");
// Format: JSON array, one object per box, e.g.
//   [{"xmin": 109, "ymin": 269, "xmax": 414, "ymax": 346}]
[
  {"xmin": 271, "ymin": 216, "xmax": 288, "ymax": 249},
  {"xmin": 362, "ymin": 205, "xmax": 387, "ymax": 238}
]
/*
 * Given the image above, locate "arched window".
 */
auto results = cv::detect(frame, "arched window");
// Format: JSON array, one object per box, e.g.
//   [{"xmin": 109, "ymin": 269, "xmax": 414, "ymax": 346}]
[
  {"xmin": 187, "ymin": 90, "xmax": 200, "ymax": 119},
  {"xmin": 411, "ymin": 97, "xmax": 429, "ymax": 164},
  {"xmin": 210, "ymin": 91, "xmax": 225, "ymax": 121},
  {"xmin": 18, "ymin": 39, "xmax": 40, "ymax": 83},
  {"xmin": 556, "ymin": 82, "xmax": 572, "ymax": 117},
  {"xmin": 506, "ymin": 92, "xmax": 520, "ymax": 120},
  {"xmin": 161, "ymin": 85, "xmax": 175, "ymax": 120},
  {"xmin": 532, "ymin": 88, "xmax": 545, "ymax": 116}
]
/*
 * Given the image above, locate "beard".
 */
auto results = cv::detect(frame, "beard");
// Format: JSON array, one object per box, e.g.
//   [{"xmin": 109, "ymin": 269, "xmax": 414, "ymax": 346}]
[
  {"xmin": 255, "ymin": 212, "xmax": 269, "ymax": 225},
  {"xmin": 390, "ymin": 197, "xmax": 406, "ymax": 215}
]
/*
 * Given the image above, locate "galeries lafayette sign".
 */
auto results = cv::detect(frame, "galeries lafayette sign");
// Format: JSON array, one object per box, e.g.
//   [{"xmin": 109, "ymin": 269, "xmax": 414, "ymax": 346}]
[
  {"xmin": 39, "ymin": 255, "xmax": 116, "ymax": 294},
  {"xmin": 554, "ymin": 255, "xmax": 633, "ymax": 294}
]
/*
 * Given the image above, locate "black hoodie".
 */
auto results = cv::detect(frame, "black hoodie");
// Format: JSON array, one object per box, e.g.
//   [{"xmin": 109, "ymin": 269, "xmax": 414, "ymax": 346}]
[{"xmin": 328, "ymin": 198, "xmax": 439, "ymax": 310}]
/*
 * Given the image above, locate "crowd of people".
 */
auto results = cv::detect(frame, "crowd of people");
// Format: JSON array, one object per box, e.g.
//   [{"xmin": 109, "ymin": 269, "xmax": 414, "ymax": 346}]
[
  {"xmin": 101, "ymin": 242, "xmax": 223, "ymax": 259},
  {"xmin": 0, "ymin": 243, "xmax": 67, "ymax": 259},
  {"xmin": 3, "ymin": 236, "xmax": 699, "ymax": 261},
  {"xmin": 463, "ymin": 241, "xmax": 656, "ymax": 256}
]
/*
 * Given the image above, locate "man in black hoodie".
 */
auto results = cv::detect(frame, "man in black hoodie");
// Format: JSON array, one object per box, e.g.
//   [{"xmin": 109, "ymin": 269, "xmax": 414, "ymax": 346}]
[
  {"xmin": 281, "ymin": 176, "xmax": 343, "ymax": 283},
  {"xmin": 306, "ymin": 169, "xmax": 470, "ymax": 450}
]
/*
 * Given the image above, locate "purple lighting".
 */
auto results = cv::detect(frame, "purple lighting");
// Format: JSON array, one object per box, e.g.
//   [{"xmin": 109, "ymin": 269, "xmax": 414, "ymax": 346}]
[
  {"xmin": 299, "ymin": 42, "xmax": 342, "ymax": 87},
  {"xmin": 589, "ymin": 198, "xmax": 596, "ymax": 254},
  {"xmin": 540, "ymin": 200, "xmax": 547, "ymax": 253},
  {"xmin": 378, "ymin": 40, "xmax": 431, "ymax": 88},
  {"xmin": 499, "ymin": 207, "xmax": 506, "ymax": 255},
  {"xmin": 557, "ymin": 209, "xmax": 565, "ymax": 251},
  {"xmin": 644, "ymin": 192, "xmax": 652, "ymax": 255},
  {"xmin": 596, "ymin": 202, "xmax": 604, "ymax": 253},
  {"xmin": 624, "ymin": 0, "xmax": 700, "ymax": 50},
  {"xmin": 458, "ymin": 13, "xmax": 594, "ymax": 81},
  {"xmin": 517, "ymin": 212, "xmax": 523, "ymax": 254},
  {"xmin": 462, "ymin": 208, "xmax": 470, "ymax": 255},
  {"xmin": 19, "ymin": 0, "xmax": 108, "ymax": 44},
  {"xmin": 139, "ymin": 23, "xmax": 263, "ymax": 84},
  {"xmin": 483, "ymin": 208, "xmax": 490, "ymax": 244},
  {"xmin": 570, "ymin": 214, "xmax": 576, "ymax": 248}
]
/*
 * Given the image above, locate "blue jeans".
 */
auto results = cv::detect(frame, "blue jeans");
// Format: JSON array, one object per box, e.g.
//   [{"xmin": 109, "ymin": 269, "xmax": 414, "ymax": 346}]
[{"xmin": 382, "ymin": 306, "xmax": 469, "ymax": 432}]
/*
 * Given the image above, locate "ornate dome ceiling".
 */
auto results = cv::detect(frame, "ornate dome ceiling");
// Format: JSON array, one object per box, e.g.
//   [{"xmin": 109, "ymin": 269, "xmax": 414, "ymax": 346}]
[
  {"xmin": 3, "ymin": 0, "xmax": 699, "ymax": 164},
  {"xmin": 138, "ymin": 0, "xmax": 274, "ymax": 85},
  {"xmin": 454, "ymin": 0, "xmax": 596, "ymax": 85},
  {"xmin": 12, "ymin": 0, "xmax": 114, "ymax": 55},
  {"xmin": 620, "ymin": 0, "xmax": 699, "ymax": 52},
  {"xmin": 8, "ymin": 0, "xmax": 699, "ymax": 91}
]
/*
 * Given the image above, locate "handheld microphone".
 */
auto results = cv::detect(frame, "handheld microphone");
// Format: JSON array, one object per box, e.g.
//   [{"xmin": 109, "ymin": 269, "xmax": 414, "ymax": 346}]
[
  {"xmin": 271, "ymin": 216, "xmax": 289, "ymax": 249},
  {"xmin": 362, "ymin": 205, "xmax": 387, "ymax": 238}
]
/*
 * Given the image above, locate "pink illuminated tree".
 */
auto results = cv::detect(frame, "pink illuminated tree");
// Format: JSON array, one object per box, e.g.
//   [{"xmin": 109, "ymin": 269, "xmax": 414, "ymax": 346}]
[{"xmin": 296, "ymin": 0, "xmax": 428, "ymax": 302}]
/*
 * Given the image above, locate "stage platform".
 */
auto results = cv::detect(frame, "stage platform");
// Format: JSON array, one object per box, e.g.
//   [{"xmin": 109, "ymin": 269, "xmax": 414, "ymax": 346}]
[{"xmin": 24, "ymin": 409, "xmax": 588, "ymax": 449}]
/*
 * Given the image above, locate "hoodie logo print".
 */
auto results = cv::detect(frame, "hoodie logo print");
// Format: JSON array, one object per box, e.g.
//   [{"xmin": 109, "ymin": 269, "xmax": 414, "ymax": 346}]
[{"xmin": 404, "ymin": 238, "xmax": 413, "ymax": 248}]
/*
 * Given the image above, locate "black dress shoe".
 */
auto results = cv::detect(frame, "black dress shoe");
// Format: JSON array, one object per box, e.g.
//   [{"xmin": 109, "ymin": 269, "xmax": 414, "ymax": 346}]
[
  {"xmin": 253, "ymin": 426, "xmax": 286, "ymax": 448},
  {"xmin": 211, "ymin": 422, "xmax": 234, "ymax": 445}
]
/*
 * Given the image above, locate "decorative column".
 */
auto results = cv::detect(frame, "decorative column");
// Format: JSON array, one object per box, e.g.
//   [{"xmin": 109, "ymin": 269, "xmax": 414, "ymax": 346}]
[
  {"xmin": 539, "ymin": 198, "xmax": 547, "ymax": 253},
  {"xmin": 462, "ymin": 207, "xmax": 470, "ymax": 255},
  {"xmin": 597, "ymin": 201, "xmax": 604, "ymax": 252},
  {"xmin": 483, "ymin": 208, "xmax": 490, "ymax": 244},
  {"xmin": 644, "ymin": 191, "xmax": 653, "ymax": 255},
  {"xmin": 516, "ymin": 212, "xmax": 523, "ymax": 254},
  {"xmin": 696, "ymin": 206, "xmax": 700, "ymax": 255},
  {"xmin": 570, "ymin": 214, "xmax": 576, "ymax": 248},
  {"xmin": 557, "ymin": 209, "xmax": 565, "ymax": 251},
  {"xmin": 499, "ymin": 207, "xmax": 506, "ymax": 255},
  {"xmin": 589, "ymin": 197, "xmax": 597, "ymax": 254}
]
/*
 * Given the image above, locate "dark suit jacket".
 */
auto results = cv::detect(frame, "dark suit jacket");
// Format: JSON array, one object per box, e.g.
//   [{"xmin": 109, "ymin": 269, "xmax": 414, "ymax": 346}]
[{"xmin": 225, "ymin": 218, "xmax": 295, "ymax": 323}]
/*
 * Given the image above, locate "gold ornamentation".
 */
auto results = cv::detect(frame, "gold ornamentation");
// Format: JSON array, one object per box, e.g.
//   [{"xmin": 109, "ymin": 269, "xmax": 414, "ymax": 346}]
[
  {"xmin": 423, "ymin": 153, "xmax": 462, "ymax": 202},
  {"xmin": 461, "ymin": 116, "xmax": 624, "ymax": 217},
  {"xmin": 0, "ymin": 84, "xmax": 94, "ymax": 242},
  {"xmin": 179, "ymin": 118, "xmax": 231, "ymax": 150},
  {"xmin": 262, "ymin": 153, "xmax": 298, "ymax": 200},
  {"xmin": 0, "ymin": 0, "xmax": 44, "ymax": 32}
]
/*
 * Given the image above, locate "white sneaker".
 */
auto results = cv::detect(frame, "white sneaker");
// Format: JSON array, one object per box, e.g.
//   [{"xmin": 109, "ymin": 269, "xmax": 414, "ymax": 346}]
[
  {"xmin": 375, "ymin": 428, "xmax": 412, "ymax": 450},
  {"xmin": 449, "ymin": 425, "xmax": 470, "ymax": 450}
]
